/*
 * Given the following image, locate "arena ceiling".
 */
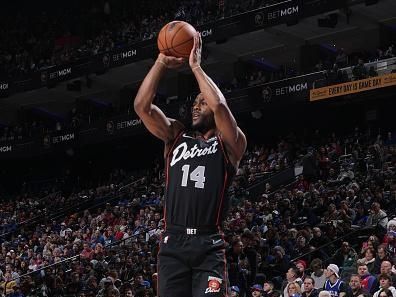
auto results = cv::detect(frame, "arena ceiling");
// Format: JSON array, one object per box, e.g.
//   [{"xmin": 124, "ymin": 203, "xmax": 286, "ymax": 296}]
[{"xmin": 0, "ymin": 0, "xmax": 395, "ymax": 124}]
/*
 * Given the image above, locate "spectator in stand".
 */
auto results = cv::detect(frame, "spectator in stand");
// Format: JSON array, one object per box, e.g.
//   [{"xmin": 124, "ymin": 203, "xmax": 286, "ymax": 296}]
[
  {"xmin": 349, "ymin": 274, "xmax": 369, "ymax": 297},
  {"xmin": 332, "ymin": 241, "xmax": 358, "ymax": 279},
  {"xmin": 295, "ymin": 260, "xmax": 308, "ymax": 282},
  {"xmin": 227, "ymin": 239, "xmax": 247, "ymax": 296},
  {"xmin": 302, "ymin": 277, "xmax": 319, "ymax": 297},
  {"xmin": 282, "ymin": 267, "xmax": 303, "ymax": 297},
  {"xmin": 373, "ymin": 274, "xmax": 396, "ymax": 297},
  {"xmin": 310, "ymin": 259, "xmax": 326, "ymax": 289},
  {"xmin": 310, "ymin": 227, "xmax": 331, "ymax": 258},
  {"xmin": 366, "ymin": 202, "xmax": 389, "ymax": 230},
  {"xmin": 231, "ymin": 285, "xmax": 240, "ymax": 297},
  {"xmin": 357, "ymin": 263, "xmax": 378, "ymax": 295},
  {"xmin": 324, "ymin": 264, "xmax": 348, "ymax": 297},
  {"xmin": 242, "ymin": 230, "xmax": 259, "ymax": 288},
  {"xmin": 251, "ymin": 284, "xmax": 264, "ymax": 297},
  {"xmin": 287, "ymin": 282, "xmax": 302, "ymax": 297},
  {"xmin": 357, "ymin": 248, "xmax": 377, "ymax": 274},
  {"xmin": 263, "ymin": 281, "xmax": 279, "ymax": 297},
  {"xmin": 352, "ymin": 59, "xmax": 368, "ymax": 80},
  {"xmin": 380, "ymin": 260, "xmax": 396, "ymax": 285}
]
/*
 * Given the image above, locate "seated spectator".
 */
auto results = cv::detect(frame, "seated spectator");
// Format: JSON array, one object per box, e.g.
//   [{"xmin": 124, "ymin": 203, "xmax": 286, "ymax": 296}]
[
  {"xmin": 373, "ymin": 274, "xmax": 396, "ymax": 297},
  {"xmin": 380, "ymin": 261, "xmax": 396, "ymax": 285},
  {"xmin": 251, "ymin": 284, "xmax": 264, "ymax": 297},
  {"xmin": 287, "ymin": 282, "xmax": 302, "ymax": 297},
  {"xmin": 0, "ymin": 273, "xmax": 17, "ymax": 295},
  {"xmin": 352, "ymin": 59, "xmax": 368, "ymax": 80},
  {"xmin": 310, "ymin": 259, "xmax": 326, "ymax": 289},
  {"xmin": 282, "ymin": 267, "xmax": 302, "ymax": 297},
  {"xmin": 357, "ymin": 263, "xmax": 378, "ymax": 295},
  {"xmin": 295, "ymin": 260, "xmax": 308, "ymax": 281},
  {"xmin": 349, "ymin": 274, "xmax": 369, "ymax": 297},
  {"xmin": 357, "ymin": 248, "xmax": 377, "ymax": 274},
  {"xmin": 231, "ymin": 285, "xmax": 240, "ymax": 297},
  {"xmin": 263, "ymin": 281, "xmax": 279, "ymax": 297},
  {"xmin": 331, "ymin": 241, "xmax": 358, "ymax": 279},
  {"xmin": 302, "ymin": 277, "xmax": 319, "ymax": 297},
  {"xmin": 324, "ymin": 264, "xmax": 348, "ymax": 297},
  {"xmin": 366, "ymin": 202, "xmax": 388, "ymax": 231}
]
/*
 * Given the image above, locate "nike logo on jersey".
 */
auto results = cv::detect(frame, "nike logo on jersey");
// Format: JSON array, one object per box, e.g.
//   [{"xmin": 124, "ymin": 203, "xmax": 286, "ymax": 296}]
[
  {"xmin": 212, "ymin": 239, "xmax": 222, "ymax": 245},
  {"xmin": 170, "ymin": 141, "xmax": 218, "ymax": 167}
]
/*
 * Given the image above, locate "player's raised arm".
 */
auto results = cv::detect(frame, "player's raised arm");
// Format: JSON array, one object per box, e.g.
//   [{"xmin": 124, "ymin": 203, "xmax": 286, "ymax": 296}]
[
  {"xmin": 189, "ymin": 33, "xmax": 247, "ymax": 166},
  {"xmin": 134, "ymin": 53, "xmax": 185, "ymax": 143}
]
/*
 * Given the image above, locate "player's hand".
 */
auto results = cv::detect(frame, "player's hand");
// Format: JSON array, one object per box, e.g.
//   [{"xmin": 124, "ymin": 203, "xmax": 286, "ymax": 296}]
[
  {"xmin": 157, "ymin": 53, "xmax": 185, "ymax": 69},
  {"xmin": 189, "ymin": 32, "xmax": 202, "ymax": 70}
]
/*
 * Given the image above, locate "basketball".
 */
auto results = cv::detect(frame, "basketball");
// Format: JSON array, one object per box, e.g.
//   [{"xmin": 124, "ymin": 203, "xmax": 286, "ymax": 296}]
[{"xmin": 157, "ymin": 21, "xmax": 197, "ymax": 58}]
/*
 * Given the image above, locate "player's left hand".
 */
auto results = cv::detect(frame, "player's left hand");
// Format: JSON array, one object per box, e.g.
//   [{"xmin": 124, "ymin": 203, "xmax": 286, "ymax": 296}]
[{"xmin": 189, "ymin": 32, "xmax": 202, "ymax": 70}]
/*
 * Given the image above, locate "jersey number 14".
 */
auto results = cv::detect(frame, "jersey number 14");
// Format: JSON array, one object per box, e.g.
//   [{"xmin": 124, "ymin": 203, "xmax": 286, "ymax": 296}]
[{"xmin": 181, "ymin": 165, "xmax": 206, "ymax": 189}]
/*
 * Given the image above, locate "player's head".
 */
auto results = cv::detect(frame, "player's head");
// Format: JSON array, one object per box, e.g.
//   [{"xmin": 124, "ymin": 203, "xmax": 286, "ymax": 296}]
[{"xmin": 191, "ymin": 93, "xmax": 215, "ymax": 133}]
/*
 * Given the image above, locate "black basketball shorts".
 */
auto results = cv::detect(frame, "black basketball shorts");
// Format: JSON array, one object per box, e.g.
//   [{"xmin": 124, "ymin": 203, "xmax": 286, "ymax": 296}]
[{"xmin": 158, "ymin": 229, "xmax": 228, "ymax": 297}]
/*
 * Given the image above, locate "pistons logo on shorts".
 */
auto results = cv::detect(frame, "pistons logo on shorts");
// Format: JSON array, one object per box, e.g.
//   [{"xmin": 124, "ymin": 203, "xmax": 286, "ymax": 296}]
[{"xmin": 205, "ymin": 276, "xmax": 222, "ymax": 294}]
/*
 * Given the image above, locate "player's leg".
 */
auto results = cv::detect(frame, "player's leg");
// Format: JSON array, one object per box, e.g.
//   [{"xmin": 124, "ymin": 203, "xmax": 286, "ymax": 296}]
[
  {"xmin": 158, "ymin": 234, "xmax": 192, "ymax": 297},
  {"xmin": 191, "ymin": 234, "xmax": 228, "ymax": 297}
]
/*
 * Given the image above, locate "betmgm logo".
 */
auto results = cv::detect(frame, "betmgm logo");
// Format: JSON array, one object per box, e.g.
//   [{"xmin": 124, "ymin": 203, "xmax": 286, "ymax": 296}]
[
  {"xmin": 201, "ymin": 29, "xmax": 213, "ymax": 38},
  {"xmin": 107, "ymin": 119, "xmax": 142, "ymax": 134},
  {"xmin": 268, "ymin": 5, "xmax": 299, "ymax": 20},
  {"xmin": 0, "ymin": 145, "xmax": 12, "ymax": 153},
  {"xmin": 52, "ymin": 133, "xmax": 75, "ymax": 144},
  {"xmin": 112, "ymin": 49, "xmax": 137, "ymax": 62},
  {"xmin": 255, "ymin": 5, "xmax": 299, "ymax": 25},
  {"xmin": 49, "ymin": 68, "xmax": 72, "ymax": 80},
  {"xmin": 275, "ymin": 82, "xmax": 307, "ymax": 95}
]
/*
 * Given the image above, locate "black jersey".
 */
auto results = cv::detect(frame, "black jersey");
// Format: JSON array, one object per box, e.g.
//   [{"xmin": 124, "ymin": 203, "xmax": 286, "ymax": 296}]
[{"xmin": 164, "ymin": 131, "xmax": 235, "ymax": 229}]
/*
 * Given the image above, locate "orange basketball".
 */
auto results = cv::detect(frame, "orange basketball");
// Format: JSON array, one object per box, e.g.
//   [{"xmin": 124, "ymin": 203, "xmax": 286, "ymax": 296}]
[{"xmin": 157, "ymin": 21, "xmax": 197, "ymax": 58}]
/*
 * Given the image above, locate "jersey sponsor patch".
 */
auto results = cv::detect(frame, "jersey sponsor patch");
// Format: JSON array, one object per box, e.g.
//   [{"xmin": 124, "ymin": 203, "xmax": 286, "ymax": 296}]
[{"xmin": 205, "ymin": 276, "xmax": 222, "ymax": 294}]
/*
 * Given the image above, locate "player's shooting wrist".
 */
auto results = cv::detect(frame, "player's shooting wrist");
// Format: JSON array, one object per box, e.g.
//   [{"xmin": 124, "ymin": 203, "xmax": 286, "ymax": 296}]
[
  {"xmin": 191, "ymin": 65, "xmax": 201, "ymax": 71},
  {"xmin": 156, "ymin": 59, "xmax": 168, "ymax": 68}
]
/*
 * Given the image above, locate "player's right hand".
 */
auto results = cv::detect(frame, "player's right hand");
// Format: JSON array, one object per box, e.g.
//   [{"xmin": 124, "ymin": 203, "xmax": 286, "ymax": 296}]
[{"xmin": 157, "ymin": 53, "xmax": 185, "ymax": 69}]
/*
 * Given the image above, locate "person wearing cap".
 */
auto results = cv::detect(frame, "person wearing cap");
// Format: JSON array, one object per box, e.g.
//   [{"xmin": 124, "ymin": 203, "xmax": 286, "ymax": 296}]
[
  {"xmin": 231, "ymin": 285, "xmax": 240, "ymax": 297},
  {"xmin": 324, "ymin": 264, "xmax": 348, "ymax": 297},
  {"xmin": 295, "ymin": 260, "xmax": 308, "ymax": 285},
  {"xmin": 251, "ymin": 284, "xmax": 264, "ymax": 297}
]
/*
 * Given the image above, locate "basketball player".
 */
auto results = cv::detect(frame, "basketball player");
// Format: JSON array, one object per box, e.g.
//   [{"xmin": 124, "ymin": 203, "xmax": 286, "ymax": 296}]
[{"xmin": 134, "ymin": 32, "xmax": 246, "ymax": 297}]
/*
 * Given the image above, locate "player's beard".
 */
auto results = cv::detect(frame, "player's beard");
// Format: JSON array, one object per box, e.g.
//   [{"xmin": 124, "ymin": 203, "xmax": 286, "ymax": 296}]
[{"xmin": 191, "ymin": 113, "xmax": 215, "ymax": 134}]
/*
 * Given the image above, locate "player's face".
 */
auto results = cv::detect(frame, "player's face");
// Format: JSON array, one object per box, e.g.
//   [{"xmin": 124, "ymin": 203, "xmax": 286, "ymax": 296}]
[{"xmin": 191, "ymin": 94, "xmax": 215, "ymax": 131}]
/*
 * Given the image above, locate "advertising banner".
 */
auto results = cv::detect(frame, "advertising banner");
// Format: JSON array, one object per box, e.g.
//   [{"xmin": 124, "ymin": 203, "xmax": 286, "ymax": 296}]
[
  {"xmin": 310, "ymin": 73, "xmax": 396, "ymax": 101},
  {"xmin": 245, "ymin": 72, "xmax": 325, "ymax": 106}
]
